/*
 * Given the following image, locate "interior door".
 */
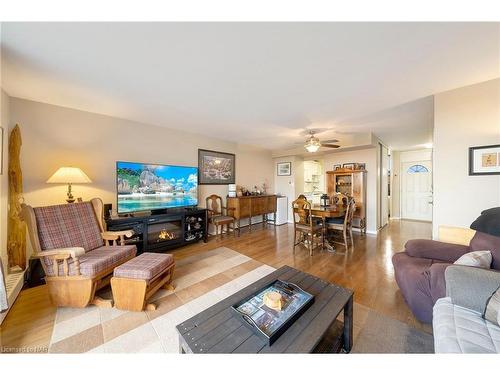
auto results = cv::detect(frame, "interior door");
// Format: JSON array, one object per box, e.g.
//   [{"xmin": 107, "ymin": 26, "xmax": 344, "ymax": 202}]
[{"xmin": 401, "ymin": 160, "xmax": 432, "ymax": 221}]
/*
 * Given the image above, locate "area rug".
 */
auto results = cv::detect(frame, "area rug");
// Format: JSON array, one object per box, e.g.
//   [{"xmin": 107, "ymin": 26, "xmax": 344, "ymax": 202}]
[
  {"xmin": 351, "ymin": 305, "xmax": 434, "ymax": 353},
  {"xmin": 48, "ymin": 247, "xmax": 433, "ymax": 353}
]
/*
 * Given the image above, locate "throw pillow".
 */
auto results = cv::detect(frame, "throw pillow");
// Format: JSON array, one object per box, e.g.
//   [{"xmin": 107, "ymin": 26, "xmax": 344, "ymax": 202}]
[
  {"xmin": 454, "ymin": 250, "xmax": 492, "ymax": 269},
  {"xmin": 484, "ymin": 287, "xmax": 500, "ymax": 326}
]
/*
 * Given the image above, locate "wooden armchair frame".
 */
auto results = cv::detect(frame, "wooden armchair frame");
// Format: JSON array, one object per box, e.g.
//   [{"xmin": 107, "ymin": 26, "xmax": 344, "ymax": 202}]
[
  {"xmin": 326, "ymin": 198, "xmax": 356, "ymax": 250},
  {"xmin": 21, "ymin": 198, "xmax": 135, "ymax": 308},
  {"xmin": 292, "ymin": 196, "xmax": 323, "ymax": 256},
  {"xmin": 206, "ymin": 194, "xmax": 238, "ymax": 237}
]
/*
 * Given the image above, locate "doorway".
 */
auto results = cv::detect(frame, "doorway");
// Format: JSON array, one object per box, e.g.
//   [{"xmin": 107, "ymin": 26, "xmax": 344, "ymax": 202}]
[
  {"xmin": 401, "ymin": 160, "xmax": 433, "ymax": 221},
  {"xmin": 379, "ymin": 143, "xmax": 390, "ymax": 229}
]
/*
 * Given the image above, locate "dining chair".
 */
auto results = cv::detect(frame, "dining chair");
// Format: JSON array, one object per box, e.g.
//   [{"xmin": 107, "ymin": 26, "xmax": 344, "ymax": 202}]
[
  {"xmin": 206, "ymin": 194, "xmax": 239, "ymax": 237},
  {"xmin": 292, "ymin": 196, "xmax": 324, "ymax": 256},
  {"xmin": 332, "ymin": 192, "xmax": 349, "ymax": 206},
  {"xmin": 326, "ymin": 198, "xmax": 356, "ymax": 250}
]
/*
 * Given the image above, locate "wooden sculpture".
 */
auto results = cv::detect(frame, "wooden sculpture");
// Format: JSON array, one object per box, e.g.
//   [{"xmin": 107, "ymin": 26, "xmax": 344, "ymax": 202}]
[{"xmin": 7, "ymin": 124, "xmax": 26, "ymax": 270}]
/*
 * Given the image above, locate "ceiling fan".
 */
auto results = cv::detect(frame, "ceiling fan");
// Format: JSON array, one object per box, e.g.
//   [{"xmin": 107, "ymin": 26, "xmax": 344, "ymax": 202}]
[{"xmin": 298, "ymin": 130, "xmax": 340, "ymax": 153}]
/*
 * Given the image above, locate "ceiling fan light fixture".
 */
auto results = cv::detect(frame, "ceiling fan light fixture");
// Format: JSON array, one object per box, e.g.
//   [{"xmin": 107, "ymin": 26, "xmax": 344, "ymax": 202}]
[{"xmin": 304, "ymin": 137, "xmax": 321, "ymax": 153}]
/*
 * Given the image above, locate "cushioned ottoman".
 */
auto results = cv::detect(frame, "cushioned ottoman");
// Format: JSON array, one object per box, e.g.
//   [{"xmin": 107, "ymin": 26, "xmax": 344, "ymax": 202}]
[{"xmin": 111, "ymin": 252, "xmax": 175, "ymax": 311}]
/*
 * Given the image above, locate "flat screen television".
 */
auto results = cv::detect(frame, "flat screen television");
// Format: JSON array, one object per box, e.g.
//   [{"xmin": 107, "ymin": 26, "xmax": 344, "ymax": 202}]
[{"xmin": 116, "ymin": 161, "xmax": 198, "ymax": 214}]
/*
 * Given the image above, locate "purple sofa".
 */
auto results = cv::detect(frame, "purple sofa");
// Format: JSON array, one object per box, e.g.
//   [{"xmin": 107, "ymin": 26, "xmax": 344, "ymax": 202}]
[{"xmin": 392, "ymin": 231, "xmax": 500, "ymax": 323}]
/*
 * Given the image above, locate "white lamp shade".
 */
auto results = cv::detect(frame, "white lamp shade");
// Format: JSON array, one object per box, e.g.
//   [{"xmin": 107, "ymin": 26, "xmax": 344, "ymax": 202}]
[
  {"xmin": 304, "ymin": 135, "xmax": 321, "ymax": 153},
  {"xmin": 305, "ymin": 144, "xmax": 320, "ymax": 153},
  {"xmin": 46, "ymin": 167, "xmax": 92, "ymax": 184}
]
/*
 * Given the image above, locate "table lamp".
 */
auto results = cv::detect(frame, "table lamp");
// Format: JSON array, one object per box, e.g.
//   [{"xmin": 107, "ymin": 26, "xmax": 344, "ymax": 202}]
[{"xmin": 46, "ymin": 167, "xmax": 92, "ymax": 203}]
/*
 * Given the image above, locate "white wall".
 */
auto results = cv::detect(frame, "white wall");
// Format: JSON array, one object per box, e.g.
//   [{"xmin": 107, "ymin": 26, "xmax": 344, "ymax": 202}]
[
  {"xmin": 274, "ymin": 155, "xmax": 303, "ymax": 222},
  {"xmin": 318, "ymin": 147, "xmax": 378, "ymax": 234},
  {"xmin": 391, "ymin": 149, "xmax": 433, "ymax": 219},
  {"xmin": 433, "ymin": 78, "xmax": 500, "ymax": 238},
  {"xmin": 0, "ymin": 90, "xmax": 9, "ymax": 274},
  {"xmin": 8, "ymin": 97, "xmax": 274, "ymax": 253}
]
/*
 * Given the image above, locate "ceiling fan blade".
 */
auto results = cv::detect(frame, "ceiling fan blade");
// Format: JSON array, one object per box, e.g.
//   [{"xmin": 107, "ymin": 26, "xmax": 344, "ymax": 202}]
[
  {"xmin": 320, "ymin": 139, "xmax": 339, "ymax": 143},
  {"xmin": 321, "ymin": 144, "xmax": 340, "ymax": 149}
]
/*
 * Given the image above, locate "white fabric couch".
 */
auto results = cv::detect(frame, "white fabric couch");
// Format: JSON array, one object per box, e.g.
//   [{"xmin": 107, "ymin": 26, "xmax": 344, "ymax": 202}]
[{"xmin": 433, "ymin": 265, "xmax": 500, "ymax": 353}]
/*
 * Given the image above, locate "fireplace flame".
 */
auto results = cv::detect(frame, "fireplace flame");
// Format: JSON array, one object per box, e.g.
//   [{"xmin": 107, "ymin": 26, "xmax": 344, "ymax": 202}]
[{"xmin": 159, "ymin": 229, "xmax": 176, "ymax": 240}]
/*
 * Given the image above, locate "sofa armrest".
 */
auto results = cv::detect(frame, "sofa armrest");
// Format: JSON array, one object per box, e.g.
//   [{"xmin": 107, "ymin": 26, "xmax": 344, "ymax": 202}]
[
  {"xmin": 35, "ymin": 247, "xmax": 85, "ymax": 259},
  {"xmin": 445, "ymin": 265, "xmax": 500, "ymax": 313},
  {"xmin": 34, "ymin": 247, "xmax": 85, "ymax": 276},
  {"xmin": 405, "ymin": 239, "xmax": 470, "ymax": 262},
  {"xmin": 429, "ymin": 262, "xmax": 453, "ymax": 304}
]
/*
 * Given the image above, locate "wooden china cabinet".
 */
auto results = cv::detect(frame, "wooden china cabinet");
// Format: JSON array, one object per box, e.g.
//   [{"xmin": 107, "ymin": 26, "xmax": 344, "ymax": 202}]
[{"xmin": 326, "ymin": 169, "xmax": 367, "ymax": 234}]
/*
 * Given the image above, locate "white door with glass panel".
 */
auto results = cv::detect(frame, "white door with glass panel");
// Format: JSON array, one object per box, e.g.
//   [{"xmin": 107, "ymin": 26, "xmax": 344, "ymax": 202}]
[{"xmin": 401, "ymin": 161, "xmax": 432, "ymax": 221}]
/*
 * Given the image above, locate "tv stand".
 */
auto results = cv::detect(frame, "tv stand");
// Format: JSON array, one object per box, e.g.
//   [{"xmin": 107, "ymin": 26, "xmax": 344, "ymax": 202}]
[{"xmin": 106, "ymin": 207, "xmax": 208, "ymax": 253}]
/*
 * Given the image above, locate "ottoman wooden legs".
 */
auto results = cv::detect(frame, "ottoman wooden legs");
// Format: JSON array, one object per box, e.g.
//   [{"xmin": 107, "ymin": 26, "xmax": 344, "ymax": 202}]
[{"xmin": 111, "ymin": 263, "xmax": 175, "ymax": 312}]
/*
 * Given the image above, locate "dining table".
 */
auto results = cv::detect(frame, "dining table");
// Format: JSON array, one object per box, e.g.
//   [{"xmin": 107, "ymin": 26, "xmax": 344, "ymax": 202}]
[{"xmin": 310, "ymin": 204, "xmax": 347, "ymax": 253}]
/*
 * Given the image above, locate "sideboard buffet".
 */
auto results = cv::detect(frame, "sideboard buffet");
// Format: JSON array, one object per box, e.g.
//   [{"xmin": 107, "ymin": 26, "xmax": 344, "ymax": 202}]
[{"xmin": 227, "ymin": 195, "xmax": 277, "ymax": 230}]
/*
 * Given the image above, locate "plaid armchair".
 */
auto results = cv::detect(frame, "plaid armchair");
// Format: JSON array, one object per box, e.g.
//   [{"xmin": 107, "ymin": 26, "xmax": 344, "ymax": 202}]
[{"xmin": 22, "ymin": 198, "xmax": 137, "ymax": 308}]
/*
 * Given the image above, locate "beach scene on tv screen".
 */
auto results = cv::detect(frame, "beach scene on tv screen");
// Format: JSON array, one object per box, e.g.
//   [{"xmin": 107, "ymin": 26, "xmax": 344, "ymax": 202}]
[{"xmin": 117, "ymin": 162, "xmax": 198, "ymax": 213}]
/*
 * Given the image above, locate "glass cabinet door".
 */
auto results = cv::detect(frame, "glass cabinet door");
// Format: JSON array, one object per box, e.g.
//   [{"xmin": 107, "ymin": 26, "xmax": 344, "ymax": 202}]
[{"xmin": 335, "ymin": 174, "xmax": 352, "ymax": 195}]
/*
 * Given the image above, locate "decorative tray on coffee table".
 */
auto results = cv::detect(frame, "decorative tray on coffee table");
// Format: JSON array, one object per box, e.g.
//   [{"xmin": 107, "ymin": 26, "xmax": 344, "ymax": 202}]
[{"xmin": 230, "ymin": 279, "xmax": 314, "ymax": 345}]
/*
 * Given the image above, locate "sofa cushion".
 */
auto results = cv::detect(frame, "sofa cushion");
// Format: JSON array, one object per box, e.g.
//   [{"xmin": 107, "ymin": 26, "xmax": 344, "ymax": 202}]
[
  {"xmin": 212, "ymin": 216, "xmax": 234, "ymax": 224},
  {"xmin": 113, "ymin": 252, "xmax": 174, "ymax": 282},
  {"xmin": 484, "ymin": 287, "xmax": 500, "ymax": 327},
  {"xmin": 35, "ymin": 202, "xmax": 103, "ymax": 252},
  {"xmin": 470, "ymin": 231, "xmax": 500, "ymax": 270},
  {"xmin": 454, "ymin": 250, "xmax": 492, "ymax": 269},
  {"xmin": 470, "ymin": 207, "xmax": 500, "ymax": 238},
  {"xmin": 404, "ymin": 239, "xmax": 470, "ymax": 263},
  {"xmin": 433, "ymin": 297, "xmax": 500, "ymax": 353},
  {"xmin": 44, "ymin": 245, "xmax": 137, "ymax": 277}
]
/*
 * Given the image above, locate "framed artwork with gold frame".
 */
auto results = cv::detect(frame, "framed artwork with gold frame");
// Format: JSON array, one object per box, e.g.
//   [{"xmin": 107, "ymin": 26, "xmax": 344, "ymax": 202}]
[
  {"xmin": 469, "ymin": 144, "xmax": 500, "ymax": 175},
  {"xmin": 198, "ymin": 149, "xmax": 236, "ymax": 185}
]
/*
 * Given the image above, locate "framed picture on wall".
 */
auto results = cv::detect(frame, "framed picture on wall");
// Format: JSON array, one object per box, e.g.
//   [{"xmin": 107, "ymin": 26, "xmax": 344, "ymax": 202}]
[
  {"xmin": 333, "ymin": 164, "xmax": 341, "ymax": 171},
  {"xmin": 469, "ymin": 144, "xmax": 500, "ymax": 175},
  {"xmin": 342, "ymin": 163, "xmax": 355, "ymax": 170},
  {"xmin": 277, "ymin": 162, "xmax": 292, "ymax": 176},
  {"xmin": 198, "ymin": 149, "xmax": 236, "ymax": 184}
]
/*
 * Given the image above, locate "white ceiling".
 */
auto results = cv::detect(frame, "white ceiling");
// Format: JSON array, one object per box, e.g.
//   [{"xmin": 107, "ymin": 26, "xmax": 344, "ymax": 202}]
[{"xmin": 1, "ymin": 22, "xmax": 499, "ymax": 151}]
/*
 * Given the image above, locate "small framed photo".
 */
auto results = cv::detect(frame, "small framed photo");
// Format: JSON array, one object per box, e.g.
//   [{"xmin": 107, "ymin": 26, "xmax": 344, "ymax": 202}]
[
  {"xmin": 333, "ymin": 164, "xmax": 341, "ymax": 171},
  {"xmin": 277, "ymin": 162, "xmax": 292, "ymax": 176},
  {"xmin": 342, "ymin": 163, "xmax": 355, "ymax": 170},
  {"xmin": 355, "ymin": 163, "xmax": 366, "ymax": 170},
  {"xmin": 469, "ymin": 144, "xmax": 500, "ymax": 175}
]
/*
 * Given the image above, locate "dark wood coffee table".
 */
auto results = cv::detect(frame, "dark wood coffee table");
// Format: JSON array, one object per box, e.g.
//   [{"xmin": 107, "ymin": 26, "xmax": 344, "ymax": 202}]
[{"xmin": 176, "ymin": 265, "xmax": 353, "ymax": 353}]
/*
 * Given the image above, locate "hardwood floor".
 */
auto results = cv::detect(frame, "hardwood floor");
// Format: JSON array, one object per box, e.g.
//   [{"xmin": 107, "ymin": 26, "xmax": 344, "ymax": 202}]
[{"xmin": 0, "ymin": 219, "xmax": 432, "ymax": 352}]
